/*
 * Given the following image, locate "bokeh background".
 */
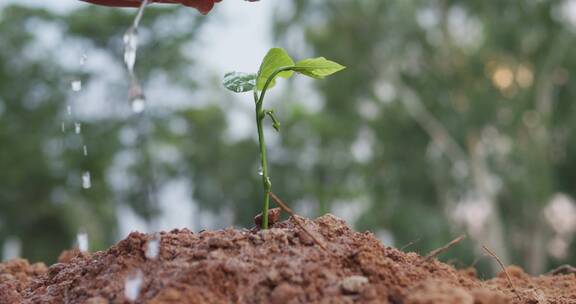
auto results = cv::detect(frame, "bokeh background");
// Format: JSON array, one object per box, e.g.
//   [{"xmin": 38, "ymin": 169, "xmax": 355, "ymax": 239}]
[{"xmin": 1, "ymin": 0, "xmax": 576, "ymax": 276}]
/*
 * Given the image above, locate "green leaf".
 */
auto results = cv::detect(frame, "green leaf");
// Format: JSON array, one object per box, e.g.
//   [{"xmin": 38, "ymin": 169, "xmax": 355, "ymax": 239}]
[
  {"xmin": 257, "ymin": 48, "xmax": 295, "ymax": 90},
  {"xmin": 292, "ymin": 57, "xmax": 346, "ymax": 79},
  {"xmin": 223, "ymin": 72, "xmax": 257, "ymax": 93}
]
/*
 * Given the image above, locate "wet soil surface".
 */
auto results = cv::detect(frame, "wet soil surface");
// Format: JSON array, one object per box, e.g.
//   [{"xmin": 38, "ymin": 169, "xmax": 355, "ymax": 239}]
[{"xmin": 0, "ymin": 214, "xmax": 575, "ymax": 303}]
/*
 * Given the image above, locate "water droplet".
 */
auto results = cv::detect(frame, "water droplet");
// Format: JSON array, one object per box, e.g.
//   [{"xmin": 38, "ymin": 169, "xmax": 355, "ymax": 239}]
[
  {"xmin": 80, "ymin": 53, "xmax": 88, "ymax": 66},
  {"xmin": 61, "ymin": 122, "xmax": 66, "ymax": 133},
  {"xmin": 2, "ymin": 237, "xmax": 22, "ymax": 261},
  {"xmin": 74, "ymin": 122, "xmax": 82, "ymax": 134},
  {"xmin": 71, "ymin": 80, "xmax": 82, "ymax": 92},
  {"xmin": 145, "ymin": 234, "xmax": 161, "ymax": 260},
  {"xmin": 132, "ymin": 0, "xmax": 150, "ymax": 27},
  {"xmin": 123, "ymin": 29, "xmax": 138, "ymax": 73},
  {"xmin": 67, "ymin": 106, "xmax": 73, "ymax": 116},
  {"xmin": 83, "ymin": 145, "xmax": 88, "ymax": 156},
  {"xmin": 131, "ymin": 98, "xmax": 145, "ymax": 113},
  {"xmin": 82, "ymin": 171, "xmax": 92, "ymax": 189},
  {"xmin": 258, "ymin": 167, "xmax": 263, "ymax": 176},
  {"xmin": 124, "ymin": 270, "xmax": 143, "ymax": 301},
  {"xmin": 123, "ymin": 1, "xmax": 149, "ymax": 115},
  {"xmin": 223, "ymin": 72, "xmax": 236, "ymax": 83},
  {"xmin": 76, "ymin": 231, "xmax": 89, "ymax": 252}
]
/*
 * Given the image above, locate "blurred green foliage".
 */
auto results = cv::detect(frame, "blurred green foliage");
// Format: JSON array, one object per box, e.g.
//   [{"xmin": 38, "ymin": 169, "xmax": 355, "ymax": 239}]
[
  {"xmin": 0, "ymin": 1, "xmax": 575, "ymax": 275},
  {"xmin": 273, "ymin": 0, "xmax": 576, "ymax": 274}
]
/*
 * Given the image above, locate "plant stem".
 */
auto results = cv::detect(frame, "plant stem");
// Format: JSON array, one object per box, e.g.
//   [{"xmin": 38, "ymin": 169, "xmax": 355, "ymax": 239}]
[
  {"xmin": 255, "ymin": 100, "xmax": 271, "ymax": 229},
  {"xmin": 253, "ymin": 67, "xmax": 292, "ymax": 229}
]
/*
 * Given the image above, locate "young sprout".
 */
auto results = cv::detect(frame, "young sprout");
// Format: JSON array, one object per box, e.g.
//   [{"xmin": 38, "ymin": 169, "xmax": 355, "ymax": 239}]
[{"xmin": 223, "ymin": 48, "xmax": 345, "ymax": 229}]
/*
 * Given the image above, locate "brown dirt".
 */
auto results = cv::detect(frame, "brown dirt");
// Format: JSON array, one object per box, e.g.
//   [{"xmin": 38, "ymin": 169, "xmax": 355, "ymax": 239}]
[{"xmin": 0, "ymin": 214, "xmax": 574, "ymax": 303}]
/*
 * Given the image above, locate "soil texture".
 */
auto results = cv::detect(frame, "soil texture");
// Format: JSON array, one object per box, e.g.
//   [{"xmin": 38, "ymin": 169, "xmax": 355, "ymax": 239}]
[{"xmin": 0, "ymin": 214, "xmax": 574, "ymax": 303}]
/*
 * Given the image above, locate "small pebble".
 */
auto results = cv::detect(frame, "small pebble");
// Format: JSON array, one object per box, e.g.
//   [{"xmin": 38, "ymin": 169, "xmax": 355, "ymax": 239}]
[{"xmin": 341, "ymin": 275, "xmax": 369, "ymax": 294}]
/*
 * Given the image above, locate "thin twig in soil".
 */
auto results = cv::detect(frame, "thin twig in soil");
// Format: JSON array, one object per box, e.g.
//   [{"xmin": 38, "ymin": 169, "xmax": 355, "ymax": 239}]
[
  {"xmin": 269, "ymin": 192, "xmax": 328, "ymax": 252},
  {"xmin": 423, "ymin": 235, "xmax": 466, "ymax": 262},
  {"xmin": 400, "ymin": 237, "xmax": 421, "ymax": 251},
  {"xmin": 546, "ymin": 264, "xmax": 576, "ymax": 276},
  {"xmin": 482, "ymin": 245, "xmax": 522, "ymax": 302}
]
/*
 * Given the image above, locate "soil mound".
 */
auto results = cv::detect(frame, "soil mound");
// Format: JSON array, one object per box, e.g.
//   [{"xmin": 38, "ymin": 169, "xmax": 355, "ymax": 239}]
[{"xmin": 0, "ymin": 214, "xmax": 574, "ymax": 303}]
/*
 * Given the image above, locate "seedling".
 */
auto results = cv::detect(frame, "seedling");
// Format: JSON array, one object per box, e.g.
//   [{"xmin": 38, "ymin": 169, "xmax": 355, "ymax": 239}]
[{"xmin": 223, "ymin": 47, "xmax": 345, "ymax": 229}]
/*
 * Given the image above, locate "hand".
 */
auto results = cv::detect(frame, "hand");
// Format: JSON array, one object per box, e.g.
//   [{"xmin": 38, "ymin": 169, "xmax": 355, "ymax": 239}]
[{"xmin": 80, "ymin": 0, "xmax": 223, "ymax": 15}]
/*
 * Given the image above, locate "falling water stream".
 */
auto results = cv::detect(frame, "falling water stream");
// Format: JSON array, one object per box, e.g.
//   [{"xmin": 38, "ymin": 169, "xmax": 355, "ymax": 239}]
[
  {"xmin": 121, "ymin": 2, "xmax": 155, "ymax": 301},
  {"xmin": 121, "ymin": 0, "xmax": 162, "ymax": 238},
  {"xmin": 124, "ymin": 0, "xmax": 150, "ymax": 114},
  {"xmin": 74, "ymin": 53, "xmax": 91, "ymax": 190},
  {"xmin": 2, "ymin": 0, "xmax": 158, "ymax": 271},
  {"xmin": 66, "ymin": 51, "xmax": 93, "ymax": 253},
  {"xmin": 56, "ymin": 2, "xmax": 157, "ymax": 296}
]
